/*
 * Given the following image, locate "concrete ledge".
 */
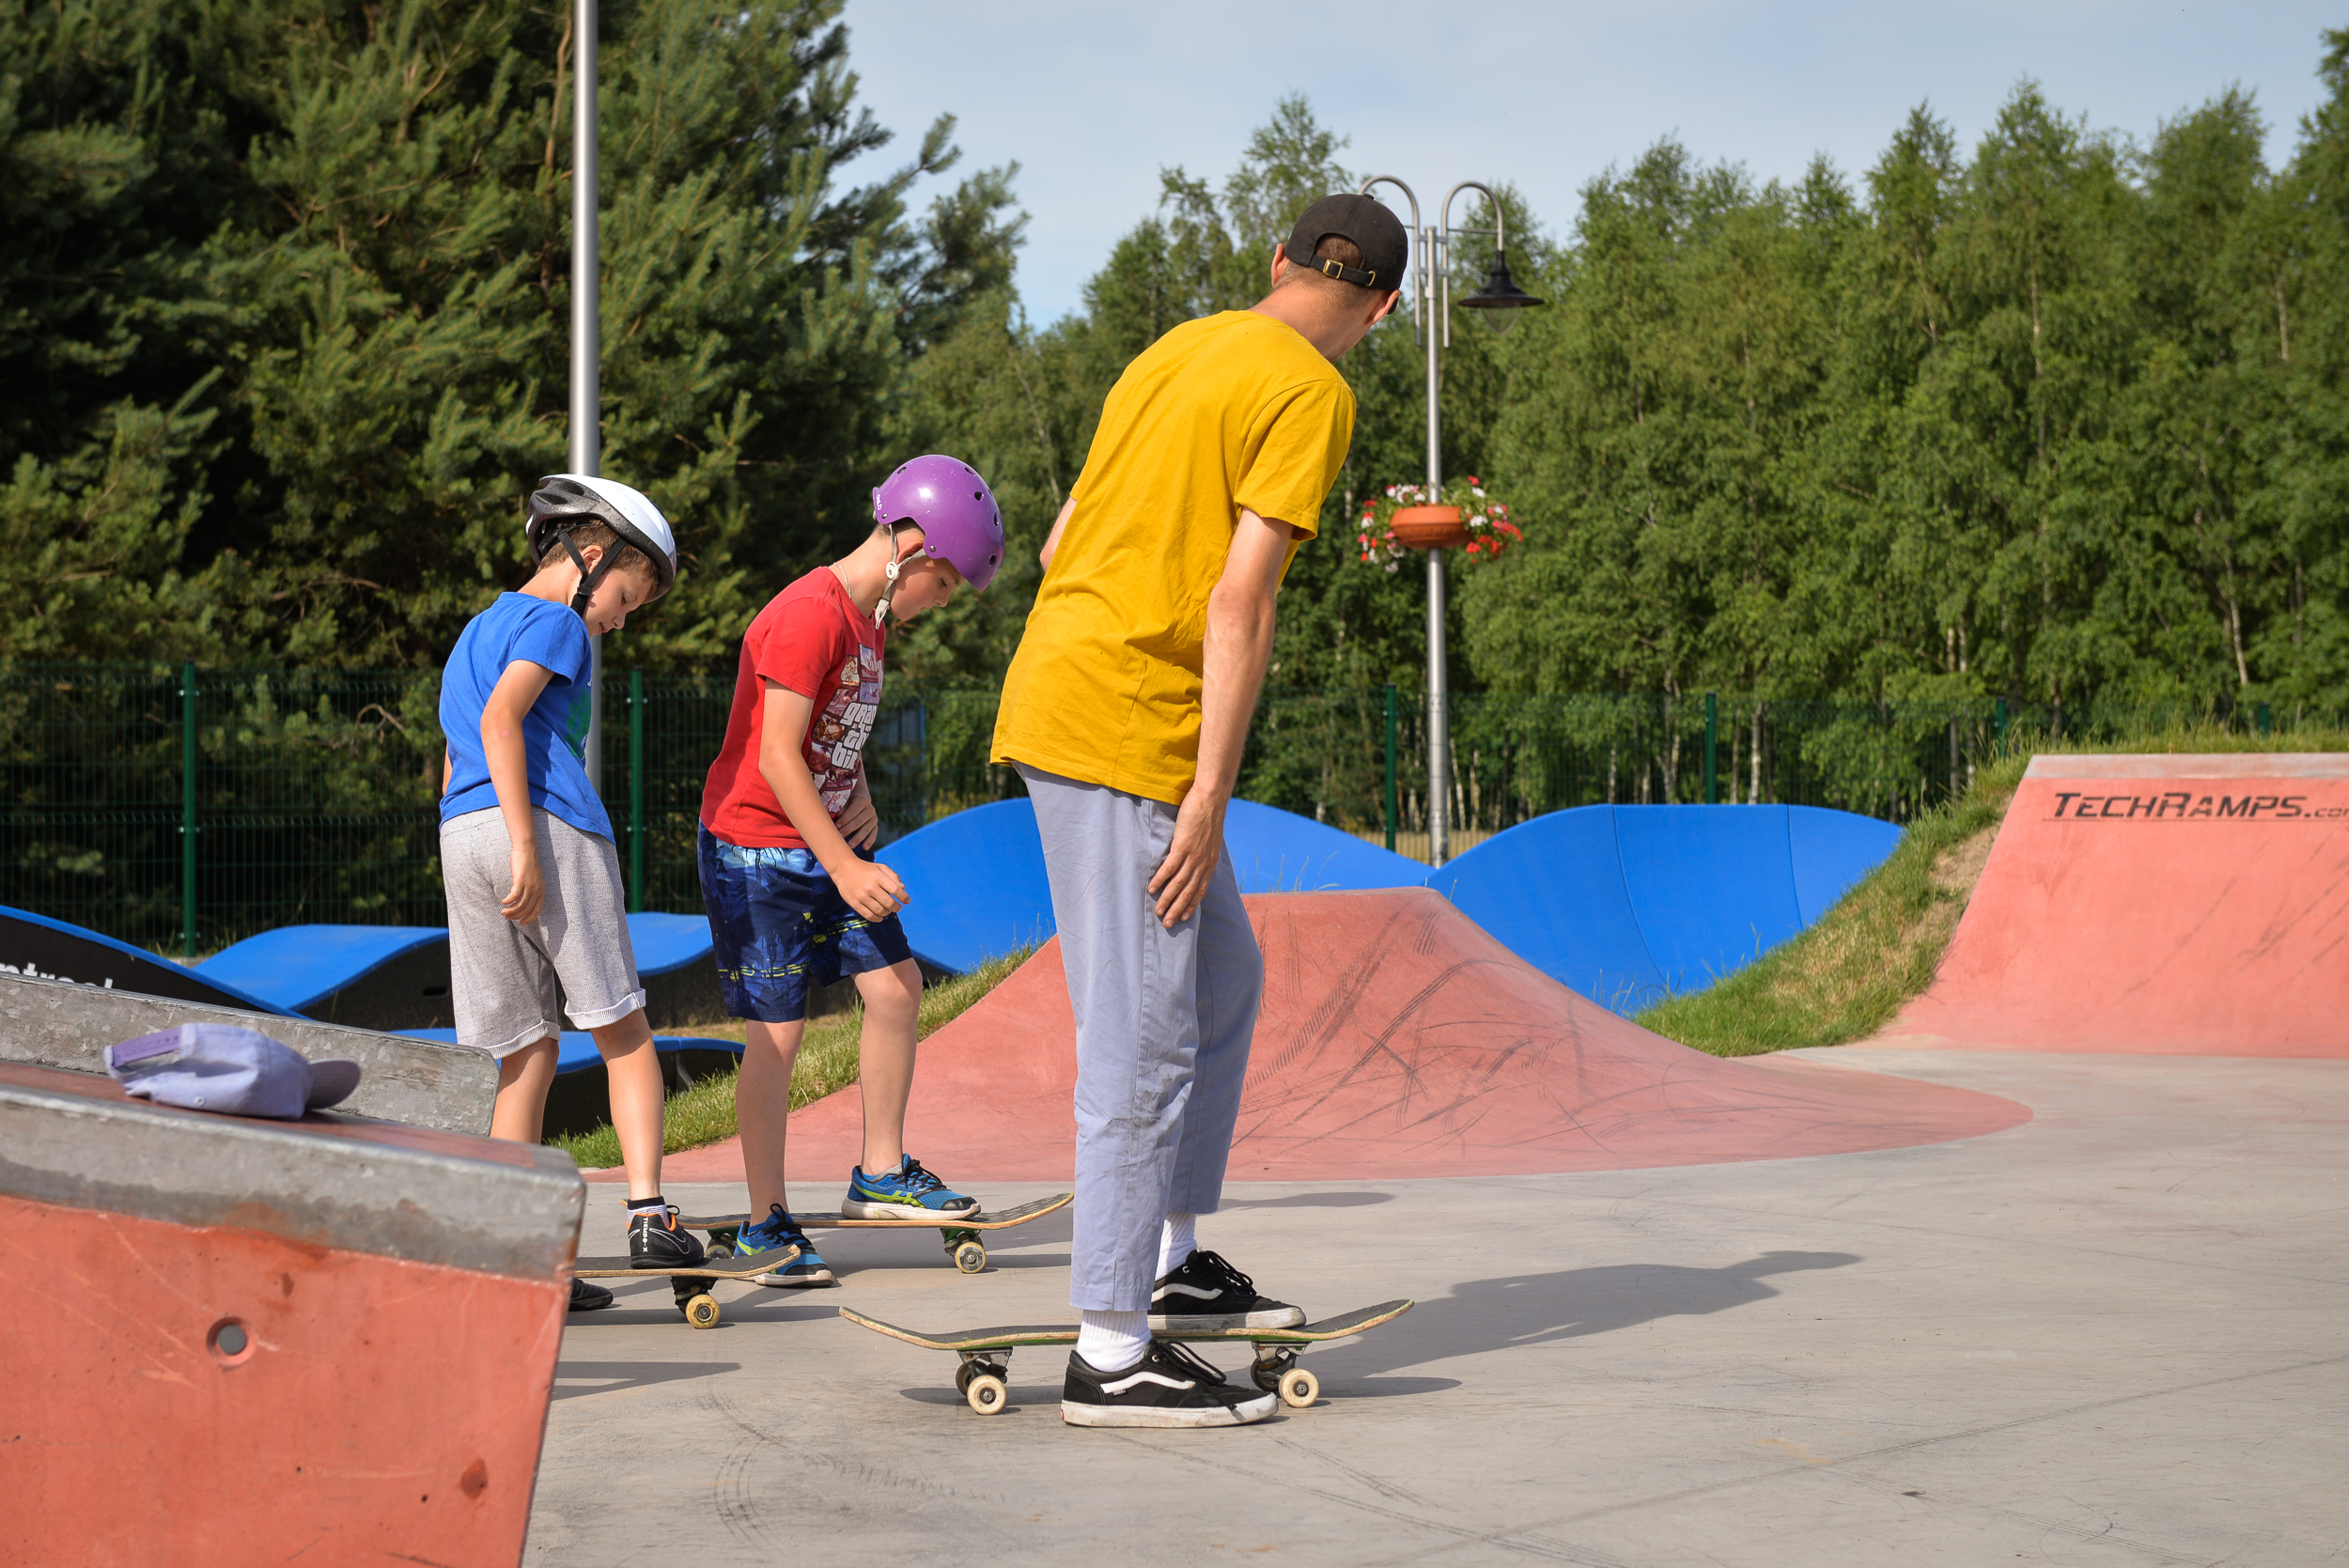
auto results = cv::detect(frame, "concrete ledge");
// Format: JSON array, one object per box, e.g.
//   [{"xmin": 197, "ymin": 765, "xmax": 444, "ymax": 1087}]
[
  {"xmin": 0, "ymin": 1061, "xmax": 579, "ymax": 1280},
  {"xmin": 0, "ymin": 971, "xmax": 496, "ymax": 1132}
]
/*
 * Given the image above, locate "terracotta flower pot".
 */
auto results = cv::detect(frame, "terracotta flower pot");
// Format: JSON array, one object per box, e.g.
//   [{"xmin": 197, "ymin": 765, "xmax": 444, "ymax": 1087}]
[{"xmin": 1388, "ymin": 505, "xmax": 1468, "ymax": 551}]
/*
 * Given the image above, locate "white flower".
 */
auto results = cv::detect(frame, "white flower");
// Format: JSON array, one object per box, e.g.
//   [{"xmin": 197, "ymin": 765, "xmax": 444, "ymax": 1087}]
[{"xmin": 1384, "ymin": 560, "xmax": 1398, "ymax": 573}]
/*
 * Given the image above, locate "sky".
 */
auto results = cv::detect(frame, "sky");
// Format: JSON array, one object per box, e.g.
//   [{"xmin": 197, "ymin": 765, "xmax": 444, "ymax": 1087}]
[{"xmin": 835, "ymin": 1, "xmax": 2341, "ymax": 324}]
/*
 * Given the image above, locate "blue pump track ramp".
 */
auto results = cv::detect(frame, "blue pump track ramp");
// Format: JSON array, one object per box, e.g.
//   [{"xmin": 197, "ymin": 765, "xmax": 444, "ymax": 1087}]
[
  {"xmin": 1, "ymin": 905, "xmax": 291, "ymax": 1015},
  {"xmin": 1426, "ymin": 804, "xmax": 1902, "ymax": 1015},
  {"xmin": 879, "ymin": 798, "xmax": 1426, "ymax": 976}
]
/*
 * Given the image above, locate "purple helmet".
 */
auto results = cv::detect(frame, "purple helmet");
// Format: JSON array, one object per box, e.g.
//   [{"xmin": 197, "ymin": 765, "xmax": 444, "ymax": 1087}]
[{"xmin": 872, "ymin": 455, "xmax": 1004, "ymax": 591}]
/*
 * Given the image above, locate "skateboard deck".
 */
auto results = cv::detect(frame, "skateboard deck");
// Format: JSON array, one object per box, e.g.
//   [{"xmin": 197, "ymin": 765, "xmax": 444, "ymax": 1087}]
[
  {"xmin": 839, "ymin": 1298, "xmax": 1412, "ymax": 1415},
  {"xmin": 571, "ymin": 1245, "xmax": 801, "ymax": 1329},
  {"xmin": 683, "ymin": 1193, "xmax": 1072, "ymax": 1275}
]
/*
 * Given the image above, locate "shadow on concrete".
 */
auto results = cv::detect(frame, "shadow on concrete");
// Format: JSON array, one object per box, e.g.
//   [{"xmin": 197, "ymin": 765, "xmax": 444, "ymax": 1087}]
[
  {"xmin": 1318, "ymin": 1251, "xmax": 1863, "ymax": 1383},
  {"xmin": 552, "ymin": 1360, "xmax": 741, "ymax": 1401},
  {"xmin": 1221, "ymin": 1191, "xmax": 1395, "ymax": 1211}
]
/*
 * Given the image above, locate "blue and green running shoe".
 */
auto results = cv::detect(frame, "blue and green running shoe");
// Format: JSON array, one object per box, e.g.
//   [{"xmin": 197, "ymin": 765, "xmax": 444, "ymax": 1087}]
[
  {"xmin": 737, "ymin": 1203, "xmax": 833, "ymax": 1288},
  {"xmin": 842, "ymin": 1154, "xmax": 980, "ymax": 1220}
]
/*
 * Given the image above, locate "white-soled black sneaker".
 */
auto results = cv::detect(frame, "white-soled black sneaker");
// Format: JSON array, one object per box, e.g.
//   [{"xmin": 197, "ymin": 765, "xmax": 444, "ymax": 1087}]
[
  {"xmin": 1060, "ymin": 1341, "xmax": 1278, "ymax": 1428},
  {"xmin": 1148, "ymin": 1250, "xmax": 1306, "ymax": 1331}
]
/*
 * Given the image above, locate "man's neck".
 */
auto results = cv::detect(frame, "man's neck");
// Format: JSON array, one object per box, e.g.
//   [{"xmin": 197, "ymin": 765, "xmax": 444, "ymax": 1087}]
[{"xmin": 1249, "ymin": 290, "xmax": 1349, "ymax": 361}]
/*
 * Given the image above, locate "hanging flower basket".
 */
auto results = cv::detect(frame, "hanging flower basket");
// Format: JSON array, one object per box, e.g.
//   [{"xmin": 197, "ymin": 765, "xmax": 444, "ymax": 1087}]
[{"xmin": 1357, "ymin": 479, "xmax": 1524, "ymax": 569}]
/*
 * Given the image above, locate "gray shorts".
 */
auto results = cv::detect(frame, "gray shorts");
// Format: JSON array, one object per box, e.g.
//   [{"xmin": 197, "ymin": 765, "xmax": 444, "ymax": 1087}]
[{"xmin": 441, "ymin": 807, "xmax": 646, "ymax": 1058}]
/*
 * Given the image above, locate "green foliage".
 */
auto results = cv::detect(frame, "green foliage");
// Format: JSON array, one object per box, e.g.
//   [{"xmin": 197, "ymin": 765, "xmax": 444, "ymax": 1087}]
[
  {"xmin": 548, "ymin": 945, "xmax": 1034, "ymax": 1164},
  {"xmin": 2, "ymin": 0, "xmax": 1019, "ymax": 669}
]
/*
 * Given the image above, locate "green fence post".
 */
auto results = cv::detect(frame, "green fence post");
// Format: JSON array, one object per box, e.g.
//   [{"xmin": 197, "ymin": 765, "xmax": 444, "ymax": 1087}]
[
  {"xmin": 1382, "ymin": 685, "xmax": 1398, "ymax": 853},
  {"xmin": 2256, "ymin": 701, "xmax": 2271, "ymax": 737},
  {"xmin": 1703, "ymin": 692, "xmax": 1718, "ymax": 805},
  {"xmin": 180, "ymin": 660, "xmax": 197, "ymax": 958},
  {"xmin": 628, "ymin": 667, "xmax": 645, "ymax": 913}
]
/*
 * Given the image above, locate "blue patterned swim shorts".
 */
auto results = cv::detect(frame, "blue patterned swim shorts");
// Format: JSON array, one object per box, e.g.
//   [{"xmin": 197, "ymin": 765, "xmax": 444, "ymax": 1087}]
[{"xmin": 695, "ymin": 824, "xmax": 911, "ymax": 1023}]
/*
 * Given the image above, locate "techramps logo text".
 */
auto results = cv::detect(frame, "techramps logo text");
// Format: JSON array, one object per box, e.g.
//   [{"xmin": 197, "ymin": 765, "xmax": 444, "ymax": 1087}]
[{"xmin": 2047, "ymin": 791, "xmax": 2349, "ymax": 822}]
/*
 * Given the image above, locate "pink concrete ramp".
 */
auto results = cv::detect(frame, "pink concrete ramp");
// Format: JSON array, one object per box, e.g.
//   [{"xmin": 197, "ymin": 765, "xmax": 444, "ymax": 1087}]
[
  {"xmin": 642, "ymin": 889, "xmax": 2024, "ymax": 1185},
  {"xmin": 1882, "ymin": 754, "xmax": 2349, "ymax": 1057}
]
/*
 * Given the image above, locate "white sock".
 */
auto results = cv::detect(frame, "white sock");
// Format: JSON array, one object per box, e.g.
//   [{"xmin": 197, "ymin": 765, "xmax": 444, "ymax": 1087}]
[
  {"xmin": 1158, "ymin": 1212, "xmax": 1197, "ymax": 1278},
  {"xmin": 1076, "ymin": 1310, "xmax": 1149, "ymax": 1372}
]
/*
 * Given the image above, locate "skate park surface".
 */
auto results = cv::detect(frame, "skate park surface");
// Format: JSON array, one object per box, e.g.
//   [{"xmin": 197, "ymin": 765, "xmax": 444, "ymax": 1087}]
[{"xmin": 533, "ymin": 1048, "xmax": 2349, "ymax": 1565}]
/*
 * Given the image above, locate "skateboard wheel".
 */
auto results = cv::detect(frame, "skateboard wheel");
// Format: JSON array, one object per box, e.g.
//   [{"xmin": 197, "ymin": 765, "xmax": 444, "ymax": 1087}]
[
  {"xmin": 684, "ymin": 1293, "xmax": 722, "ymax": 1329},
  {"xmin": 706, "ymin": 1230, "xmax": 737, "ymax": 1261},
  {"xmin": 1276, "ymin": 1368, "xmax": 1317, "ymax": 1408},
  {"xmin": 965, "ymin": 1374, "xmax": 1007, "ymax": 1415},
  {"xmin": 951, "ymin": 1239, "xmax": 988, "ymax": 1274}
]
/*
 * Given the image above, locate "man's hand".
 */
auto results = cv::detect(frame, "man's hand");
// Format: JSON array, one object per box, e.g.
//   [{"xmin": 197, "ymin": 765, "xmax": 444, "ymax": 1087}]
[
  {"xmin": 837, "ymin": 780, "xmax": 880, "ymax": 849},
  {"xmin": 1148, "ymin": 788, "xmax": 1227, "ymax": 927},
  {"xmin": 834, "ymin": 857, "xmax": 910, "ymax": 924},
  {"xmin": 501, "ymin": 845, "xmax": 545, "ymax": 924}
]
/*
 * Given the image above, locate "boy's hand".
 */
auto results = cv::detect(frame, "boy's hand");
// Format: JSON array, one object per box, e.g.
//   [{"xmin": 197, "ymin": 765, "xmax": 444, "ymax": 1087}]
[
  {"xmin": 837, "ymin": 784, "xmax": 880, "ymax": 850},
  {"xmin": 833, "ymin": 858, "xmax": 910, "ymax": 924},
  {"xmin": 502, "ymin": 846, "xmax": 545, "ymax": 924}
]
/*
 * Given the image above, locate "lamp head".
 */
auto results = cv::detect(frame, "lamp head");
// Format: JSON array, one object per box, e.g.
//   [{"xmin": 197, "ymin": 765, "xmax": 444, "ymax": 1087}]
[{"xmin": 1458, "ymin": 249, "xmax": 1543, "ymax": 334}]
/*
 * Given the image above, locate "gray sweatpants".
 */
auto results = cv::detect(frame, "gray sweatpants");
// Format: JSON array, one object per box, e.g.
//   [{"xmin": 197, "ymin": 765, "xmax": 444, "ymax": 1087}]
[{"xmin": 1019, "ymin": 765, "xmax": 1264, "ymax": 1313}]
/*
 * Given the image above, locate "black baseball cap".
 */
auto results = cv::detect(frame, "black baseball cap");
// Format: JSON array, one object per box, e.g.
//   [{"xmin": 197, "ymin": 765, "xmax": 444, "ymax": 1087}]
[{"xmin": 1283, "ymin": 194, "xmax": 1408, "ymax": 292}]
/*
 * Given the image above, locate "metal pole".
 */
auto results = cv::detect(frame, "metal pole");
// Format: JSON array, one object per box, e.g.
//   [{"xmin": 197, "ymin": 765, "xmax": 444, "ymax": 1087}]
[
  {"xmin": 1423, "ymin": 221, "xmax": 1450, "ymax": 866},
  {"xmin": 628, "ymin": 667, "xmax": 644, "ymax": 911},
  {"xmin": 180, "ymin": 660, "xmax": 197, "ymax": 958},
  {"xmin": 1383, "ymin": 684, "xmax": 1399, "ymax": 853},
  {"xmin": 570, "ymin": 0, "xmax": 602, "ymax": 791}
]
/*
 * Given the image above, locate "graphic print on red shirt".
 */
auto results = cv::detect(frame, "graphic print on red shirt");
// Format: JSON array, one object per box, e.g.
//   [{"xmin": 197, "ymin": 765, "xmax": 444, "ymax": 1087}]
[{"xmin": 700, "ymin": 569, "xmax": 887, "ymax": 849}]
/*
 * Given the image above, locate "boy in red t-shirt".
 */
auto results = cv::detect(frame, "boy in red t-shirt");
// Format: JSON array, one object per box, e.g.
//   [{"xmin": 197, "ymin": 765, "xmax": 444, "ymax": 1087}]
[{"xmin": 698, "ymin": 456, "xmax": 1006, "ymax": 1283}]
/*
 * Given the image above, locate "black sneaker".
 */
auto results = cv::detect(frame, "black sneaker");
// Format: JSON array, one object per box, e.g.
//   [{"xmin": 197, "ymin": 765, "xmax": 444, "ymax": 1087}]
[
  {"xmin": 1148, "ymin": 1250, "xmax": 1305, "ymax": 1331},
  {"xmin": 627, "ymin": 1204, "xmax": 708, "ymax": 1269},
  {"xmin": 568, "ymin": 1277, "xmax": 614, "ymax": 1312},
  {"xmin": 1061, "ymin": 1341, "xmax": 1278, "ymax": 1428}
]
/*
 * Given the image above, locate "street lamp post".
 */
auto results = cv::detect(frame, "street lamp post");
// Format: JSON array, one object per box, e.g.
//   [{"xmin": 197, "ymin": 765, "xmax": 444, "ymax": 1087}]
[
  {"xmin": 570, "ymin": 0, "xmax": 602, "ymax": 787},
  {"xmin": 1356, "ymin": 177, "xmax": 1542, "ymax": 865}
]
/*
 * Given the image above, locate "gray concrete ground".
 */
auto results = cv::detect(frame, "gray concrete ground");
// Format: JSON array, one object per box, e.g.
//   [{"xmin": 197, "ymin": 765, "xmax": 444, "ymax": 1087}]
[{"xmin": 528, "ymin": 1050, "xmax": 2349, "ymax": 1566}]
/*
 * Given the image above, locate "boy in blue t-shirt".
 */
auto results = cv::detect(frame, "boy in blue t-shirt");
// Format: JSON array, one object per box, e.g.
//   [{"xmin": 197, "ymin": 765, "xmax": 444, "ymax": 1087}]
[{"xmin": 439, "ymin": 474, "xmax": 705, "ymax": 1310}]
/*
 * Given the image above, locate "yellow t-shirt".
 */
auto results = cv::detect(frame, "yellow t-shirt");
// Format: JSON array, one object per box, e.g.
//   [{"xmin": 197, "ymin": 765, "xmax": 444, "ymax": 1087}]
[{"xmin": 991, "ymin": 310, "xmax": 1355, "ymax": 803}]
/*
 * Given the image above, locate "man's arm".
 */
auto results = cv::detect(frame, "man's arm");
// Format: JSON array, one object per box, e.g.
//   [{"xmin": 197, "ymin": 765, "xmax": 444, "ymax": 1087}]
[
  {"xmin": 755, "ymin": 682, "xmax": 908, "ymax": 922},
  {"xmin": 1038, "ymin": 495, "xmax": 1076, "ymax": 571},
  {"xmin": 480, "ymin": 661, "xmax": 557, "ymax": 924},
  {"xmin": 1147, "ymin": 507, "xmax": 1296, "ymax": 927}
]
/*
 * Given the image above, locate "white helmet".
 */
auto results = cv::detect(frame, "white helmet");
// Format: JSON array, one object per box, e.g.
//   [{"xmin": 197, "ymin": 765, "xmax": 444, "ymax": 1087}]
[{"xmin": 525, "ymin": 474, "xmax": 679, "ymax": 614}]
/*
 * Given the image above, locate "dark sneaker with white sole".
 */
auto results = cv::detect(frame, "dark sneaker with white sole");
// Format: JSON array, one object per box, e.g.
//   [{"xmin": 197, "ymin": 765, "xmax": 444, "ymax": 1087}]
[
  {"xmin": 1061, "ymin": 1341, "xmax": 1278, "ymax": 1428},
  {"xmin": 627, "ymin": 1204, "xmax": 708, "ymax": 1269},
  {"xmin": 1148, "ymin": 1250, "xmax": 1305, "ymax": 1331}
]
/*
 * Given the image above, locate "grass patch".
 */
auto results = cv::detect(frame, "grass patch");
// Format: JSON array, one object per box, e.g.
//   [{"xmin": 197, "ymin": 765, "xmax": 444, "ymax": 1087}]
[
  {"xmin": 548, "ymin": 946, "xmax": 1036, "ymax": 1168},
  {"xmin": 1637, "ymin": 723, "xmax": 2349, "ymax": 1058}
]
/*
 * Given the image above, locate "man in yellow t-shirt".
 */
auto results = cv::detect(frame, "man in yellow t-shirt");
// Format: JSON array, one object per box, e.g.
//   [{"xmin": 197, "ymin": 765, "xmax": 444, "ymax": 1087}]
[{"xmin": 992, "ymin": 194, "xmax": 1406, "ymax": 1428}]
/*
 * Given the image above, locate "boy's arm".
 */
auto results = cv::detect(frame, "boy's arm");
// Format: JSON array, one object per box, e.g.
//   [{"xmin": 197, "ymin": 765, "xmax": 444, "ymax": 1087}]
[
  {"xmin": 757, "ymin": 681, "xmax": 908, "ymax": 922},
  {"xmin": 481, "ymin": 661, "xmax": 558, "ymax": 924},
  {"xmin": 1038, "ymin": 495, "xmax": 1076, "ymax": 571},
  {"xmin": 836, "ymin": 759, "xmax": 879, "ymax": 850},
  {"xmin": 1148, "ymin": 507, "xmax": 1294, "ymax": 928}
]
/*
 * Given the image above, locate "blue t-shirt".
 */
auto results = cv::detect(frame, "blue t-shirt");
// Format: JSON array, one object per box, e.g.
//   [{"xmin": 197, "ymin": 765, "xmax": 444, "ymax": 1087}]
[{"xmin": 439, "ymin": 593, "xmax": 612, "ymax": 842}]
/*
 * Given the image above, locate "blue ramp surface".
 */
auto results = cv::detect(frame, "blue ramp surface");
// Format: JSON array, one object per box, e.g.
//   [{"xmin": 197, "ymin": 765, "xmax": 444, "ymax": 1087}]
[
  {"xmin": 880, "ymin": 797, "xmax": 1430, "ymax": 974},
  {"xmin": 1, "ymin": 905, "xmax": 290, "ymax": 1015},
  {"xmin": 1433, "ymin": 804, "xmax": 1902, "ymax": 1015},
  {"xmin": 628, "ymin": 912, "xmax": 713, "ymax": 977},
  {"xmin": 197, "ymin": 925, "xmax": 449, "ymax": 1016}
]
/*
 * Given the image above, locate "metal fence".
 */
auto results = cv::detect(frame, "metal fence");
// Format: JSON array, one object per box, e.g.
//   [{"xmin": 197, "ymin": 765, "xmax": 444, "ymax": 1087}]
[{"xmin": 0, "ymin": 662, "xmax": 2318, "ymax": 955}]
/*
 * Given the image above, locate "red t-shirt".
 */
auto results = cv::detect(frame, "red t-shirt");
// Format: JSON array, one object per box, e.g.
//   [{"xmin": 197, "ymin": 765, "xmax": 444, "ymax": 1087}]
[{"xmin": 700, "ymin": 569, "xmax": 887, "ymax": 848}]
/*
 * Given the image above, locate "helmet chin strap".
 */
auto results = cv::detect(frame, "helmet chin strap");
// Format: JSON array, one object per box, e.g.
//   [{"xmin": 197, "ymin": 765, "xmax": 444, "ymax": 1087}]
[
  {"xmin": 556, "ymin": 527, "xmax": 613, "ymax": 619},
  {"xmin": 872, "ymin": 523, "xmax": 902, "ymax": 627}
]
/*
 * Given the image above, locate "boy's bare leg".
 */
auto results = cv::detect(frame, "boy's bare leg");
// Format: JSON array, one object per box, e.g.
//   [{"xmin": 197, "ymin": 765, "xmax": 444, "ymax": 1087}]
[
  {"xmin": 490, "ymin": 1037, "xmax": 558, "ymax": 1144},
  {"xmin": 853, "ymin": 958, "xmax": 923, "ymax": 1173},
  {"xmin": 591, "ymin": 1009, "xmax": 665, "ymax": 1203},
  {"xmin": 738, "ymin": 1017, "xmax": 807, "ymax": 1216}
]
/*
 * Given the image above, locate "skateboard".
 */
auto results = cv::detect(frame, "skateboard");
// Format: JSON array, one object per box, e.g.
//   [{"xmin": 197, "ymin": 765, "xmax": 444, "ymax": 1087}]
[
  {"xmin": 572, "ymin": 1245, "xmax": 801, "ymax": 1329},
  {"xmin": 682, "ymin": 1193, "xmax": 1073, "ymax": 1276},
  {"xmin": 839, "ymin": 1298, "xmax": 1414, "ymax": 1415}
]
